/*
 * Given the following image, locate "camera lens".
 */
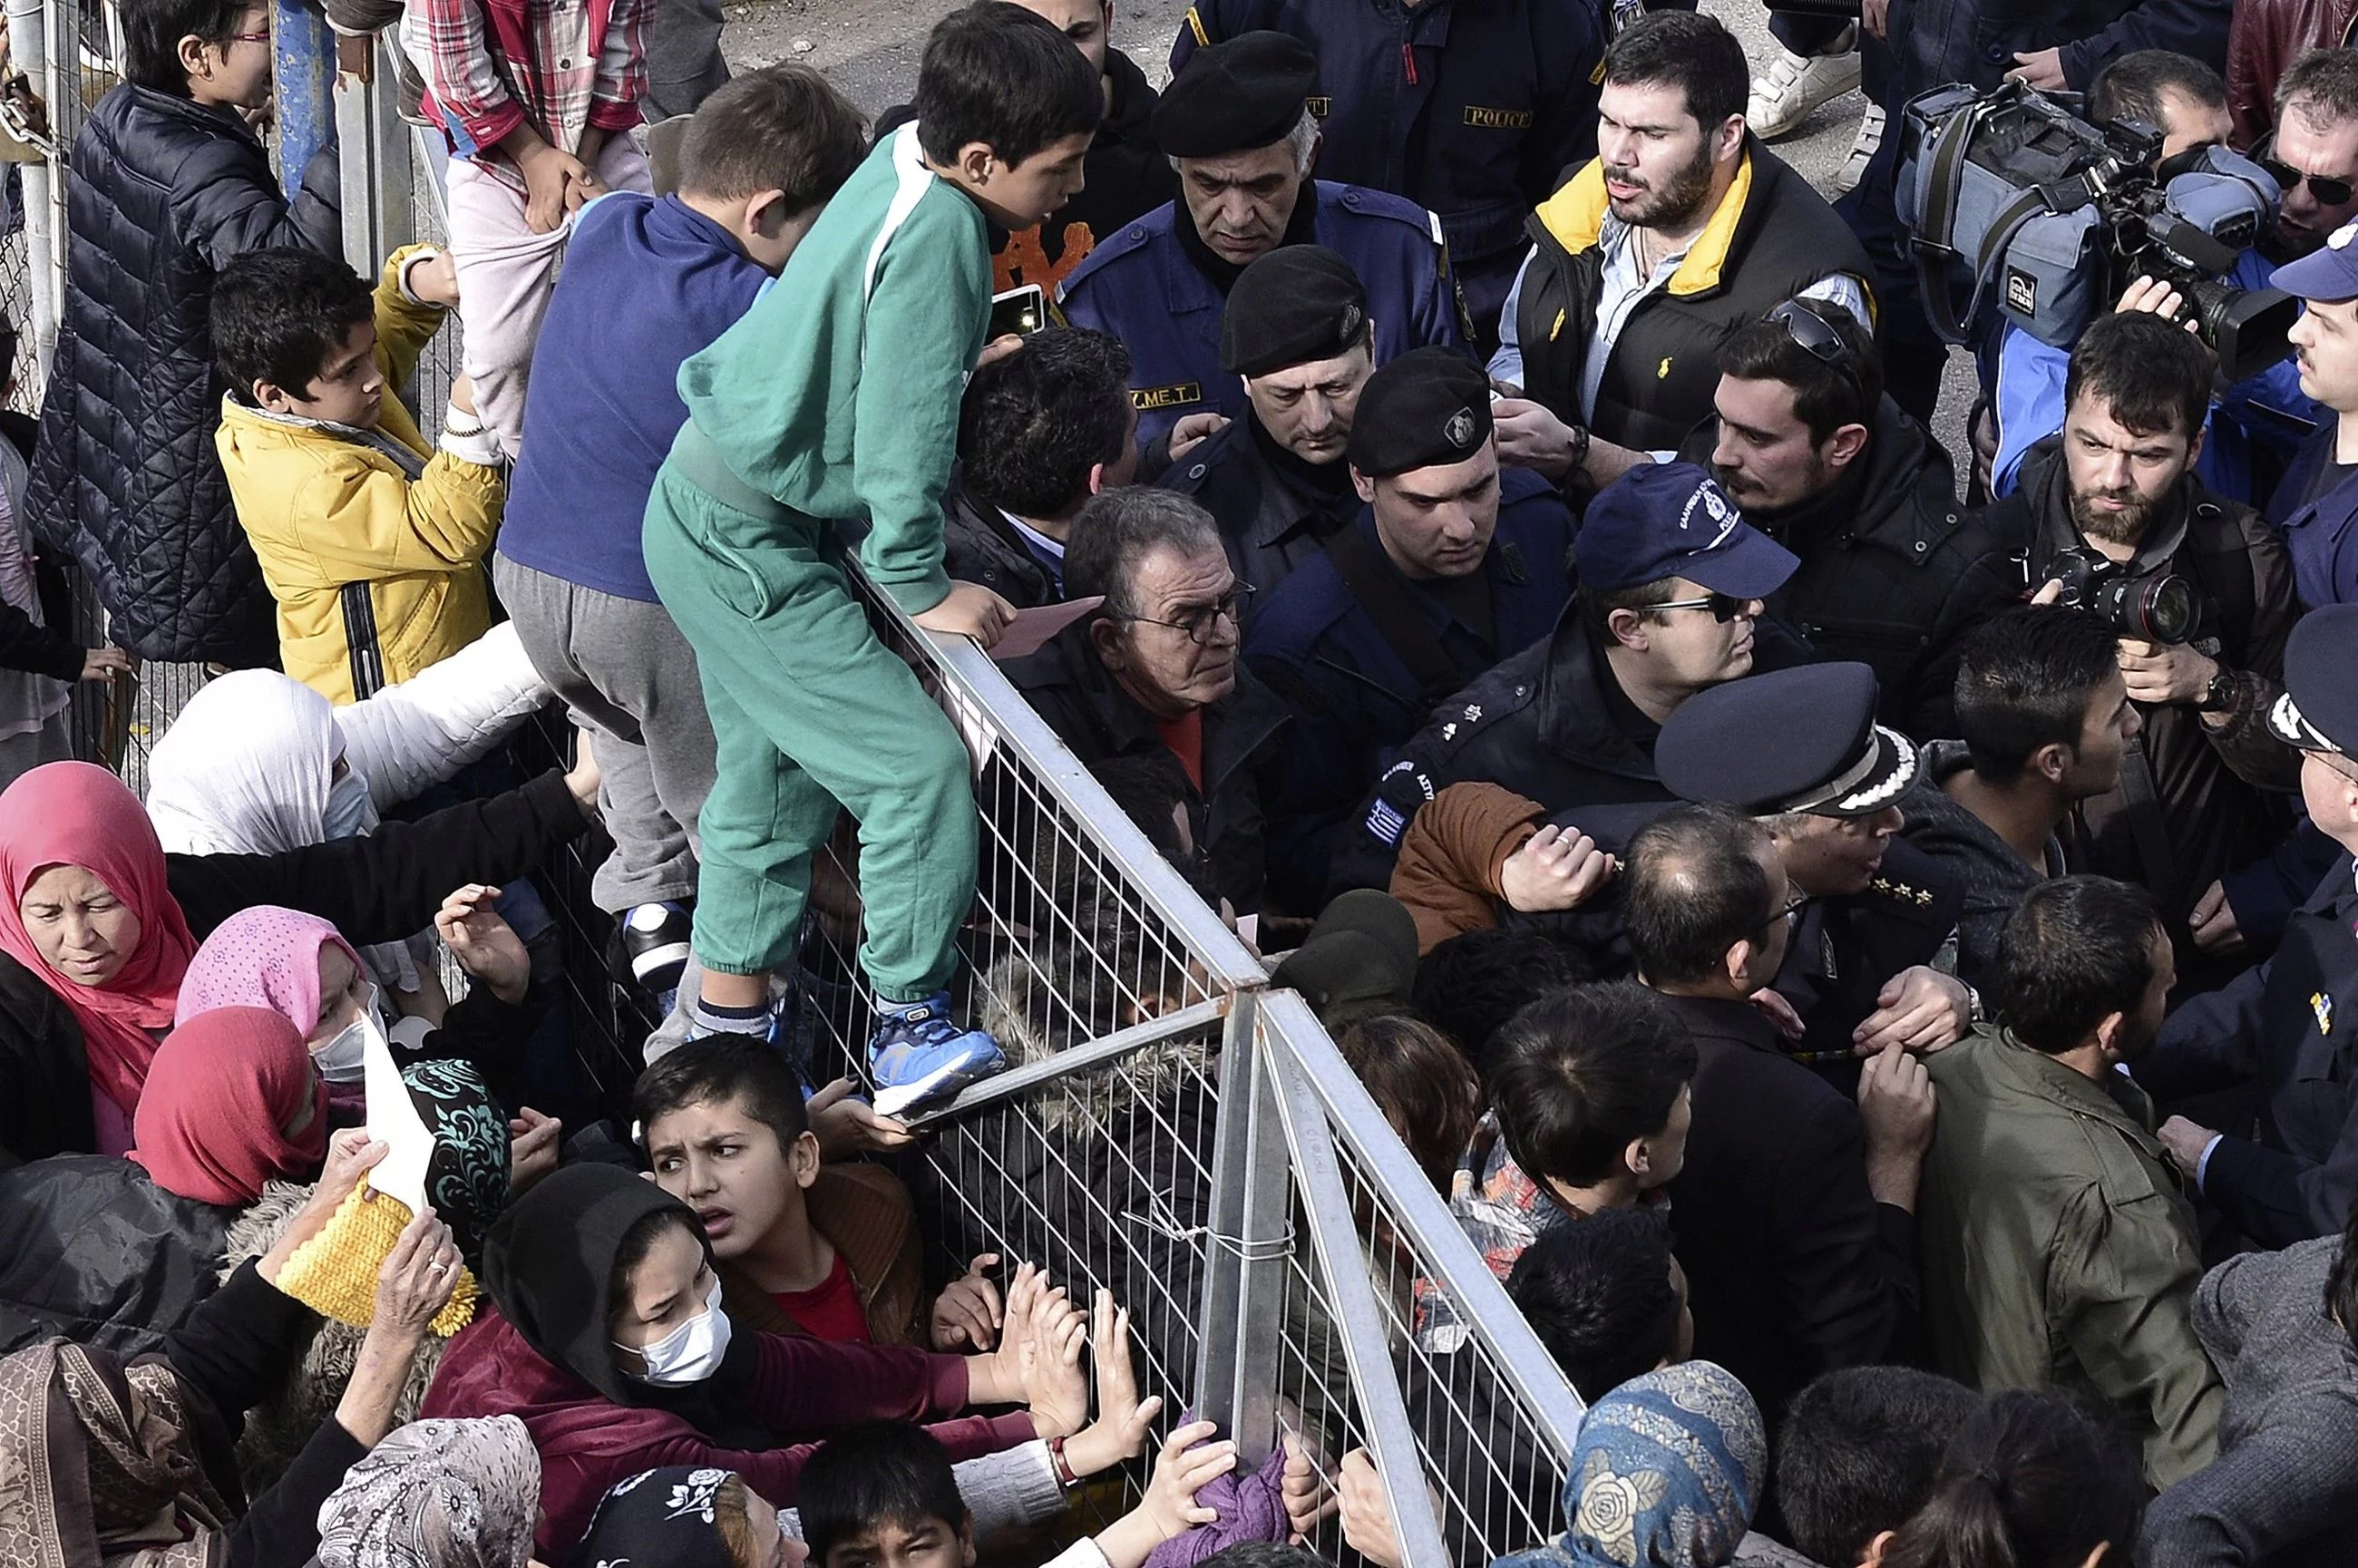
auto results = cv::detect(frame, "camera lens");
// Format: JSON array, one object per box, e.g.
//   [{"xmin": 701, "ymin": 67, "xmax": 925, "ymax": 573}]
[{"xmin": 2092, "ymin": 570, "xmax": 2196, "ymax": 644}]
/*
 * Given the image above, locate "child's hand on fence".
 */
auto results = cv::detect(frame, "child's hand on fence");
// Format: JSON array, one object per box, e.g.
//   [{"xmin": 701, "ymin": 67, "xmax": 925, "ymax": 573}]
[
  {"xmin": 967, "ymin": 1261, "xmax": 1046, "ymax": 1405},
  {"xmin": 1091, "ymin": 1421, "xmax": 1234, "ymax": 1568},
  {"xmin": 931, "ymin": 1252, "xmax": 1002, "ymax": 1350},
  {"xmin": 1065, "ymin": 1289, "xmax": 1162, "ymax": 1476},
  {"xmin": 809, "ymin": 1077, "xmax": 917, "ymax": 1160},
  {"xmin": 78, "ymin": 647, "xmax": 133, "ymax": 682},
  {"xmin": 1020, "ymin": 1281, "xmax": 1090, "ymax": 1440},
  {"xmin": 913, "ymin": 580, "xmax": 1015, "ymax": 650},
  {"xmin": 1337, "ymin": 1449, "xmax": 1407, "ymax": 1568},
  {"xmin": 1280, "ymin": 1432, "xmax": 1338, "ymax": 1543}
]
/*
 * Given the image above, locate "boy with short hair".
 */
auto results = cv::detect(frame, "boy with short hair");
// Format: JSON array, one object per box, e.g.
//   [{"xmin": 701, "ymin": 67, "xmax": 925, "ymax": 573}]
[
  {"xmin": 495, "ymin": 65, "xmax": 869, "ymax": 1003},
  {"xmin": 799, "ymin": 1418, "xmax": 1237, "ymax": 1568},
  {"xmin": 25, "ymin": 0, "xmax": 337, "ymax": 667},
  {"xmin": 641, "ymin": 2, "xmax": 1103, "ymax": 1113},
  {"xmin": 211, "ymin": 246, "xmax": 505, "ymax": 703}
]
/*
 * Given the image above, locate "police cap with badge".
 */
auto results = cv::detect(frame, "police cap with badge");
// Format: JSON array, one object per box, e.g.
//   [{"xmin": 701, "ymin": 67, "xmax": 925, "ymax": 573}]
[
  {"xmin": 2268, "ymin": 603, "xmax": 2358, "ymax": 757},
  {"xmin": 1151, "ymin": 30, "xmax": 1318, "ymax": 159},
  {"xmin": 1223, "ymin": 247, "xmax": 1369, "ymax": 379},
  {"xmin": 1347, "ymin": 346, "xmax": 1494, "ymax": 476},
  {"xmin": 1578, "ymin": 463, "xmax": 1800, "ymax": 598},
  {"xmin": 1655, "ymin": 662, "xmax": 1918, "ymax": 819}
]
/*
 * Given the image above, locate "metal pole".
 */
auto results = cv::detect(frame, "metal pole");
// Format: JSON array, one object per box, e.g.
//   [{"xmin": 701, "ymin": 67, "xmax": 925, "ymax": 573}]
[
  {"xmin": 270, "ymin": 0, "xmax": 334, "ymax": 204},
  {"xmin": 331, "ymin": 33, "xmax": 412, "ymax": 270},
  {"xmin": 1192, "ymin": 989, "xmax": 1289, "ymax": 1461}
]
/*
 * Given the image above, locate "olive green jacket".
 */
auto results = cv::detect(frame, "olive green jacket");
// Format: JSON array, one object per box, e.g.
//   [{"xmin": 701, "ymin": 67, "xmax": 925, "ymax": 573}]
[{"xmin": 1919, "ymin": 1027, "xmax": 2223, "ymax": 1486}]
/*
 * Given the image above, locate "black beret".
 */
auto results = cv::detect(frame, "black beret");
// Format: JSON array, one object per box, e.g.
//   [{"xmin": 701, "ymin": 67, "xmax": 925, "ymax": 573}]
[
  {"xmin": 2269, "ymin": 602, "xmax": 2358, "ymax": 755},
  {"xmin": 1220, "ymin": 247, "xmax": 1369, "ymax": 376},
  {"xmin": 1345, "ymin": 346, "xmax": 1494, "ymax": 477},
  {"xmin": 1655, "ymin": 663, "xmax": 1918, "ymax": 818},
  {"xmin": 1151, "ymin": 31, "xmax": 1317, "ymax": 159}
]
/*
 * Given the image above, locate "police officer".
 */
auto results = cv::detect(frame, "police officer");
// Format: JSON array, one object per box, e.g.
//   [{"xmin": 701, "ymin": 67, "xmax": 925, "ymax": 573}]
[
  {"xmin": 1168, "ymin": 0, "xmax": 1607, "ymax": 347},
  {"xmin": 1655, "ymin": 661, "xmax": 1974, "ymax": 1076},
  {"xmin": 2147, "ymin": 605, "xmax": 2358, "ymax": 1248},
  {"xmin": 1163, "ymin": 246, "xmax": 1375, "ymax": 600},
  {"xmin": 1330, "ymin": 462, "xmax": 1800, "ymax": 895},
  {"xmin": 1248, "ymin": 346, "xmax": 1574, "ymax": 905},
  {"xmin": 1057, "ymin": 31, "xmax": 1464, "ymax": 459}
]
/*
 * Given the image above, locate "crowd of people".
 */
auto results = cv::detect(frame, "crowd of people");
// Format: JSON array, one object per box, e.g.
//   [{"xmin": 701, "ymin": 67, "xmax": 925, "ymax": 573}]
[{"xmin": 7, "ymin": 0, "xmax": 2358, "ymax": 1560}]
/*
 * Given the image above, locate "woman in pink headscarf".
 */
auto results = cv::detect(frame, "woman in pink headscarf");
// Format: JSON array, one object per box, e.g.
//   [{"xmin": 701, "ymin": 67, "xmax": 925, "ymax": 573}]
[{"xmin": 0, "ymin": 755, "xmax": 600, "ymax": 1164}]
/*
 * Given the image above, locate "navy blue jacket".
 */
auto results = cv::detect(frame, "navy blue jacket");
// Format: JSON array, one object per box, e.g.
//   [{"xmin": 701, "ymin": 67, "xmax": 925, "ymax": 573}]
[
  {"xmin": 1246, "ymin": 465, "xmax": 1573, "ymax": 897},
  {"xmin": 1169, "ymin": 0, "xmax": 1604, "ymax": 331},
  {"xmin": 1057, "ymin": 181, "xmax": 1463, "ymax": 454},
  {"xmin": 2268, "ymin": 424, "xmax": 2358, "ymax": 616},
  {"xmin": 502, "ymin": 193, "xmax": 768, "ymax": 603},
  {"xmin": 1887, "ymin": 0, "xmax": 2231, "ymax": 99}
]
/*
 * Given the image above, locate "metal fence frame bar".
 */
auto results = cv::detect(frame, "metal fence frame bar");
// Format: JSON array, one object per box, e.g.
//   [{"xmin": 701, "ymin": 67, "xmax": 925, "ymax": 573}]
[
  {"xmin": 335, "ymin": 40, "xmax": 418, "ymax": 275},
  {"xmin": 1269, "ymin": 1049, "xmax": 1457, "ymax": 1568},
  {"xmin": 1258, "ymin": 990, "xmax": 1587, "ymax": 1460},
  {"xmin": 918, "ymin": 995, "xmax": 1231, "ymax": 1122},
  {"xmin": 1193, "ymin": 987, "xmax": 1289, "ymax": 1457}
]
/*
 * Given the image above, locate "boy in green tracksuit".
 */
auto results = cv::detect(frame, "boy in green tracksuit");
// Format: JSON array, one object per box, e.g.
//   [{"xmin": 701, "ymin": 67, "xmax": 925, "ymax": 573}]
[{"xmin": 642, "ymin": 1, "xmax": 1100, "ymax": 1115}]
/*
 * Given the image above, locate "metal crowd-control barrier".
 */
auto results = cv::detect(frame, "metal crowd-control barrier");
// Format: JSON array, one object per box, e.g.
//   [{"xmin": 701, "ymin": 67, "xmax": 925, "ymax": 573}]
[{"xmin": 12, "ymin": 9, "xmax": 1593, "ymax": 1557}]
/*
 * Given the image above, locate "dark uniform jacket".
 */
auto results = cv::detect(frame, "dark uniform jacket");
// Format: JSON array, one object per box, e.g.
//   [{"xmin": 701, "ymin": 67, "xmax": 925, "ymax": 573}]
[
  {"xmin": 1245, "ymin": 471, "xmax": 1574, "ymax": 907},
  {"xmin": 1004, "ymin": 619, "xmax": 1291, "ymax": 913},
  {"xmin": 1890, "ymin": 0, "xmax": 2232, "ymax": 98},
  {"xmin": 1662, "ymin": 991, "xmax": 1922, "ymax": 1427},
  {"xmin": 1057, "ymin": 180, "xmax": 1463, "ymax": 455},
  {"xmin": 1680, "ymin": 396, "xmax": 2019, "ymax": 740},
  {"xmin": 1168, "ymin": 0, "xmax": 1605, "ymax": 337},
  {"xmin": 28, "ymin": 84, "xmax": 338, "ymax": 664},
  {"xmin": 1984, "ymin": 441, "xmax": 2302, "ymax": 940},
  {"xmin": 1778, "ymin": 837, "xmax": 1965, "ymax": 1073},
  {"xmin": 942, "ymin": 482, "xmax": 1061, "ymax": 610},
  {"xmin": 1158, "ymin": 413, "xmax": 1363, "ymax": 599},
  {"xmin": 2141, "ymin": 854, "xmax": 2358, "ymax": 1248},
  {"xmin": 1511, "ymin": 142, "xmax": 1872, "ymax": 456},
  {"xmin": 876, "ymin": 47, "xmax": 1176, "ymax": 297}
]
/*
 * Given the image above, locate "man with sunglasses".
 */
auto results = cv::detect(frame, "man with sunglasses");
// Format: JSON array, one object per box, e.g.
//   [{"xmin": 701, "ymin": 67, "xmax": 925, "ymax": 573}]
[
  {"xmin": 1686, "ymin": 299, "xmax": 2018, "ymax": 741},
  {"xmin": 1004, "ymin": 488, "xmax": 1293, "ymax": 914},
  {"xmin": 1247, "ymin": 347, "xmax": 1573, "ymax": 904},
  {"xmin": 2145, "ymin": 606, "xmax": 2358, "ymax": 1248},
  {"xmin": 1330, "ymin": 462, "xmax": 1798, "ymax": 896},
  {"xmin": 1987, "ymin": 51, "xmax": 2323, "ymax": 509}
]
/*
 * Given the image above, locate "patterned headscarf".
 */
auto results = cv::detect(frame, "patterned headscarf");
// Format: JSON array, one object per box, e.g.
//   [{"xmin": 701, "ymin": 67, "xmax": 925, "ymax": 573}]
[
  {"xmin": 175, "ymin": 905, "xmax": 361, "ymax": 1034},
  {"xmin": 1496, "ymin": 1362, "xmax": 1766, "ymax": 1568},
  {"xmin": 570, "ymin": 1466, "xmax": 744, "ymax": 1568},
  {"xmin": 400, "ymin": 1057, "xmax": 512, "ymax": 1260},
  {"xmin": 314, "ymin": 1416, "xmax": 541, "ymax": 1568}
]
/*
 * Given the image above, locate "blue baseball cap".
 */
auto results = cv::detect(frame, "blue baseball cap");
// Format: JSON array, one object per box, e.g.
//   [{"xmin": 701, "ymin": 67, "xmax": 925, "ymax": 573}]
[
  {"xmin": 2268, "ymin": 602, "xmax": 2358, "ymax": 754},
  {"xmin": 1576, "ymin": 462, "xmax": 1799, "ymax": 598},
  {"xmin": 2270, "ymin": 217, "xmax": 2358, "ymax": 304}
]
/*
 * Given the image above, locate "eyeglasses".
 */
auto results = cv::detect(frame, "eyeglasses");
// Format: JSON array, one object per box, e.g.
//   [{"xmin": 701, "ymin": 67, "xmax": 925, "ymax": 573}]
[
  {"xmin": 1651, "ymin": 590, "xmax": 1753, "ymax": 623},
  {"xmin": 2262, "ymin": 157, "xmax": 2357, "ymax": 208},
  {"xmin": 1768, "ymin": 298, "xmax": 1865, "ymax": 403},
  {"xmin": 1120, "ymin": 582, "xmax": 1255, "ymax": 645}
]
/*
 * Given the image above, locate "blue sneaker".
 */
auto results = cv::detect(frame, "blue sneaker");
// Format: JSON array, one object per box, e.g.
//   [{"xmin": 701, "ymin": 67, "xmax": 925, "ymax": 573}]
[{"xmin": 868, "ymin": 993, "xmax": 1004, "ymax": 1117}]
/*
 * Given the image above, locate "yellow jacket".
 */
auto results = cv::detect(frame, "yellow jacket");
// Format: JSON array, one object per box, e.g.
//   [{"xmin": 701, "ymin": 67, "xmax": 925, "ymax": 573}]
[{"xmin": 219, "ymin": 246, "xmax": 502, "ymax": 706}]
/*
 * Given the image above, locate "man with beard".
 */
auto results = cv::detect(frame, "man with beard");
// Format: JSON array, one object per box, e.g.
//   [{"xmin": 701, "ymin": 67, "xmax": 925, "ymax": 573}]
[
  {"xmin": 1057, "ymin": 31, "xmax": 1462, "ymax": 459},
  {"xmin": 1683, "ymin": 299, "xmax": 2019, "ymax": 740},
  {"xmin": 1981, "ymin": 312, "xmax": 2302, "ymax": 972},
  {"xmin": 1160, "ymin": 245, "xmax": 1375, "ymax": 599},
  {"xmin": 1915, "ymin": 875, "xmax": 2222, "ymax": 1489},
  {"xmin": 1485, "ymin": 11, "xmax": 1873, "ymax": 492}
]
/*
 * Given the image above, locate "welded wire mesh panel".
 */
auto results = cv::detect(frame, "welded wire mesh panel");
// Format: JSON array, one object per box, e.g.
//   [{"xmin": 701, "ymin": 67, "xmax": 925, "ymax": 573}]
[{"xmin": 402, "ymin": 121, "xmax": 460, "ymax": 420}]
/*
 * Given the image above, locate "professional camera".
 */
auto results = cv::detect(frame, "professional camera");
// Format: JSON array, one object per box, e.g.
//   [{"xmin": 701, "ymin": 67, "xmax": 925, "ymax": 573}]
[
  {"xmin": 1897, "ymin": 79, "xmax": 2300, "ymax": 383},
  {"xmin": 2048, "ymin": 546, "xmax": 2197, "ymax": 645}
]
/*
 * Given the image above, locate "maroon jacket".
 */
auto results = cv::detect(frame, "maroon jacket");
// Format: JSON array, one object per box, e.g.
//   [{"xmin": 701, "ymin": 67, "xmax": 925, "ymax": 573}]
[
  {"xmin": 421, "ymin": 1308, "xmax": 1036, "ymax": 1557},
  {"xmin": 2229, "ymin": 0, "xmax": 2358, "ymax": 148}
]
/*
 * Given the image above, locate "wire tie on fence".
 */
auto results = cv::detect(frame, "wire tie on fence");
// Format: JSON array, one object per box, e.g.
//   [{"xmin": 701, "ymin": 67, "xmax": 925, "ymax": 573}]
[{"xmin": 1123, "ymin": 1204, "xmax": 1296, "ymax": 1261}]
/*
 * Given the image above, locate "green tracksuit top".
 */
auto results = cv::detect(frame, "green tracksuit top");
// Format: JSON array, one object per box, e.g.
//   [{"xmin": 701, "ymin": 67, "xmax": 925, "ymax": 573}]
[{"xmin": 673, "ymin": 122, "xmax": 991, "ymax": 617}]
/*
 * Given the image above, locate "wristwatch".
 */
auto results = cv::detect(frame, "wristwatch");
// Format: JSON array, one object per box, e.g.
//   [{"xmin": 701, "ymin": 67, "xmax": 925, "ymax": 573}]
[{"xmin": 2195, "ymin": 667, "xmax": 2236, "ymax": 714}]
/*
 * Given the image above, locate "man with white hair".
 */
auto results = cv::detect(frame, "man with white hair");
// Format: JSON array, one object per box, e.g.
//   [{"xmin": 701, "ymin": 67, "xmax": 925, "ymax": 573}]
[{"xmin": 1058, "ymin": 30, "xmax": 1464, "ymax": 461}]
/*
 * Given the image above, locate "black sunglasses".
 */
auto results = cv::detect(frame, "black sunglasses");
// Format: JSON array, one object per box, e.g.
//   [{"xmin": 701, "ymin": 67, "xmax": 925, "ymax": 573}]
[
  {"xmin": 1652, "ymin": 590, "xmax": 1752, "ymax": 623},
  {"xmin": 1768, "ymin": 298, "xmax": 1865, "ymax": 401},
  {"xmin": 2262, "ymin": 156, "xmax": 2357, "ymax": 208}
]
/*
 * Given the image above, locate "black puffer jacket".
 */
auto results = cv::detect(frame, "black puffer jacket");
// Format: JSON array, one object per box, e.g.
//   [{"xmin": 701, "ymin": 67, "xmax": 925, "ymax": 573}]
[{"xmin": 26, "ymin": 84, "xmax": 336, "ymax": 664}]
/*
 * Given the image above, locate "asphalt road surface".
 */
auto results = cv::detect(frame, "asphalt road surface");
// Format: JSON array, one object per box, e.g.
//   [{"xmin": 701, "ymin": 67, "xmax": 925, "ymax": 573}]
[{"xmin": 722, "ymin": 0, "xmax": 1977, "ymax": 442}]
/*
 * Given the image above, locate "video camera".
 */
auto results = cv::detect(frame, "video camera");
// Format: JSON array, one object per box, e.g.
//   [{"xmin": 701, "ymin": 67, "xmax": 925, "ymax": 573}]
[{"xmin": 1897, "ymin": 79, "xmax": 2300, "ymax": 383}]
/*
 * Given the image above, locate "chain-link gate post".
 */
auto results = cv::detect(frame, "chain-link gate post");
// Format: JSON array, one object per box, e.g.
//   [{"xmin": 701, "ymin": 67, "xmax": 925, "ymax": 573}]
[
  {"xmin": 333, "ymin": 35, "xmax": 414, "ymax": 273},
  {"xmin": 1194, "ymin": 987, "xmax": 1290, "ymax": 1464}
]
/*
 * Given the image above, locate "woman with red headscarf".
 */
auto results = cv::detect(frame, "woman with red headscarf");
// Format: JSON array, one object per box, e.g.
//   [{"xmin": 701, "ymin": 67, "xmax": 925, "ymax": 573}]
[{"xmin": 0, "ymin": 755, "xmax": 599, "ymax": 1164}]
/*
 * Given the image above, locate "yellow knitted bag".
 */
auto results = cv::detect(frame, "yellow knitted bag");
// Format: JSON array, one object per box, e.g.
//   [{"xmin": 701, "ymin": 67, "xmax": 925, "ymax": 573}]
[{"xmin": 274, "ymin": 1181, "xmax": 480, "ymax": 1339}]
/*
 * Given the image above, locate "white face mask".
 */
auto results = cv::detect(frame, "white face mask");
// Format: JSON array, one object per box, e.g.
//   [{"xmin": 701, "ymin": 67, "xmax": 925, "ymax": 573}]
[
  {"xmin": 324, "ymin": 768, "xmax": 376, "ymax": 841},
  {"xmin": 624, "ymin": 1275, "xmax": 733, "ymax": 1387},
  {"xmin": 312, "ymin": 984, "xmax": 384, "ymax": 1084}
]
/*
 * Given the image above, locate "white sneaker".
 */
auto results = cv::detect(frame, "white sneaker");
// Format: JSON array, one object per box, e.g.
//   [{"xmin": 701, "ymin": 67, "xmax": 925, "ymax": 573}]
[
  {"xmin": 1834, "ymin": 102, "xmax": 1886, "ymax": 195},
  {"xmin": 1747, "ymin": 29, "xmax": 1861, "ymax": 141}
]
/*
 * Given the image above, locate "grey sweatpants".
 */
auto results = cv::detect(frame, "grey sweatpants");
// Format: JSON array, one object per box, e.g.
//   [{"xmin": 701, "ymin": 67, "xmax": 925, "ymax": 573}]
[{"xmin": 493, "ymin": 551, "xmax": 716, "ymax": 913}]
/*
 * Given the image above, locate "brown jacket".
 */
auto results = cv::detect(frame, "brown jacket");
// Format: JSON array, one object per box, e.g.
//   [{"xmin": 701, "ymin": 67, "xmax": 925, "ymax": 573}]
[
  {"xmin": 2228, "ymin": 0, "xmax": 2358, "ymax": 147},
  {"xmin": 718, "ymin": 1163, "xmax": 928, "ymax": 1346},
  {"xmin": 1388, "ymin": 782, "xmax": 1544, "ymax": 954}
]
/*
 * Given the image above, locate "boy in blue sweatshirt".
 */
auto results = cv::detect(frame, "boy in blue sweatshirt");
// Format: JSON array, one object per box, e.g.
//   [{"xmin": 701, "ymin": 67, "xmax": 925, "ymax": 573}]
[
  {"xmin": 641, "ymin": 3, "xmax": 1102, "ymax": 1113},
  {"xmin": 494, "ymin": 67, "xmax": 868, "ymax": 1009}
]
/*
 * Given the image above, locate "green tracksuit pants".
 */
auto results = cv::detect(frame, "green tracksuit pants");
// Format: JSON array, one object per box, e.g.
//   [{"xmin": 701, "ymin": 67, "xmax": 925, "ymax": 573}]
[{"xmin": 640, "ymin": 453, "xmax": 975, "ymax": 1000}]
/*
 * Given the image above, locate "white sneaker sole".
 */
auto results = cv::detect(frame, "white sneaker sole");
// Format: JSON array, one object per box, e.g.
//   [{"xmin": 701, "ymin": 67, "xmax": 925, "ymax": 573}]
[{"xmin": 873, "ymin": 1053, "xmax": 1001, "ymax": 1118}]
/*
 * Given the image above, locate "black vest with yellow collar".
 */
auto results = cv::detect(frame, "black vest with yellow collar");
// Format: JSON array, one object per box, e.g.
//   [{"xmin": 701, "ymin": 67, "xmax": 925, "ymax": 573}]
[{"xmin": 1513, "ymin": 140, "xmax": 1872, "ymax": 456}]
